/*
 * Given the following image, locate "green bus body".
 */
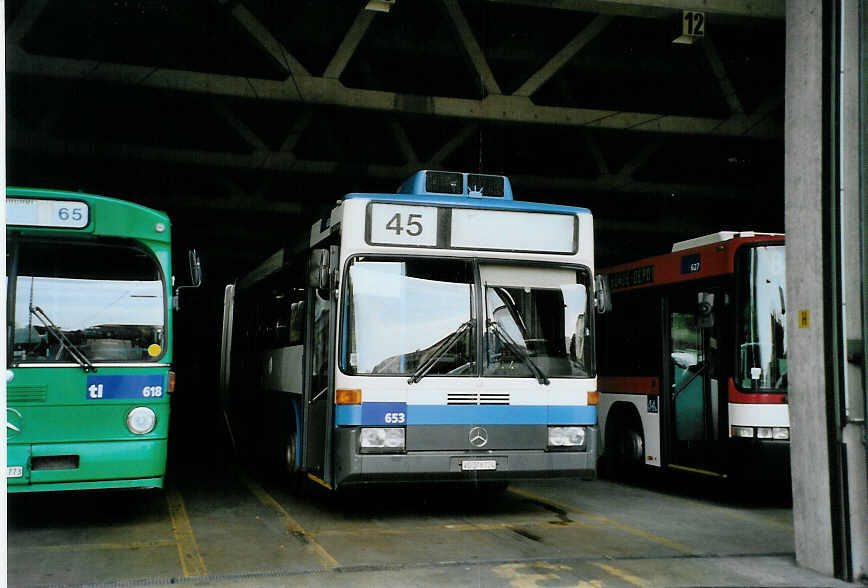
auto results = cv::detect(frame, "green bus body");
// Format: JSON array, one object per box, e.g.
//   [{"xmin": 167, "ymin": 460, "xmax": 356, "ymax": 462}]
[{"xmin": 6, "ymin": 187, "xmax": 173, "ymax": 492}]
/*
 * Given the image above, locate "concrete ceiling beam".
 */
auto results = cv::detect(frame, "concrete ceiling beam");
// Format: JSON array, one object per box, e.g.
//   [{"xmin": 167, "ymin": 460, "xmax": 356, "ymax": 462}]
[
  {"xmin": 323, "ymin": 9, "xmax": 378, "ymax": 79},
  {"xmin": 702, "ymin": 36, "xmax": 744, "ymax": 115},
  {"xmin": 513, "ymin": 14, "xmax": 613, "ymax": 97},
  {"xmin": 231, "ymin": 3, "xmax": 309, "ymax": 76},
  {"xmin": 7, "ymin": 48, "xmax": 780, "ymax": 138},
  {"xmin": 483, "ymin": 0, "xmax": 784, "ymax": 20},
  {"xmin": 442, "ymin": 0, "xmax": 503, "ymax": 95},
  {"xmin": 10, "ymin": 130, "xmax": 753, "ymax": 200}
]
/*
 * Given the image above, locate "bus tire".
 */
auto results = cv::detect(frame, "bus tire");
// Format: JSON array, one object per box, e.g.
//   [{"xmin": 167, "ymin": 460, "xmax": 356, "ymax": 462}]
[
  {"xmin": 283, "ymin": 429, "xmax": 298, "ymax": 476},
  {"xmin": 605, "ymin": 406, "xmax": 645, "ymax": 481}
]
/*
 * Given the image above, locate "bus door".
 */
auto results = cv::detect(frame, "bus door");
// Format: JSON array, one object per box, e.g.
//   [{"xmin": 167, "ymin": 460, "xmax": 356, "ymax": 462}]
[
  {"xmin": 666, "ymin": 288, "xmax": 723, "ymax": 475},
  {"xmin": 303, "ymin": 246, "xmax": 338, "ymax": 485}
]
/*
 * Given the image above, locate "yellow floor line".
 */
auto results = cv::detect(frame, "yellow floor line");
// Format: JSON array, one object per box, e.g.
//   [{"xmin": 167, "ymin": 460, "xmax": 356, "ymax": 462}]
[
  {"xmin": 165, "ymin": 485, "xmax": 208, "ymax": 578},
  {"xmin": 682, "ymin": 498, "xmax": 794, "ymax": 531},
  {"xmin": 313, "ymin": 518, "xmax": 587, "ymax": 537},
  {"xmin": 243, "ymin": 476, "xmax": 340, "ymax": 570},
  {"xmin": 666, "ymin": 463, "xmax": 728, "ymax": 478},
  {"xmin": 508, "ymin": 487, "xmax": 698, "ymax": 555},
  {"xmin": 592, "ymin": 562, "xmax": 650, "ymax": 587},
  {"xmin": 11, "ymin": 540, "xmax": 176, "ymax": 553}
]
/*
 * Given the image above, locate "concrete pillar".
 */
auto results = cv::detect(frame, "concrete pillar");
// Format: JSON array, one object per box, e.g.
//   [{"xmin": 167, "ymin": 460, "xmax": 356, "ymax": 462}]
[
  {"xmin": 785, "ymin": 1, "xmax": 835, "ymax": 573},
  {"xmin": 785, "ymin": 0, "xmax": 867, "ymax": 580},
  {"xmin": 840, "ymin": 0, "xmax": 867, "ymax": 580}
]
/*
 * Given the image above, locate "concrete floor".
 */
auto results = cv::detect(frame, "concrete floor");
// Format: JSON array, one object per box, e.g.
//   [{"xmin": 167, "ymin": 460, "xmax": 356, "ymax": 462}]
[{"xmin": 7, "ymin": 465, "xmax": 855, "ymax": 587}]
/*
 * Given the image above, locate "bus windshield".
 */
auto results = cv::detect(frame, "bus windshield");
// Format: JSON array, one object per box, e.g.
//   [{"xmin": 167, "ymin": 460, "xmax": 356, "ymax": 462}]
[
  {"xmin": 10, "ymin": 239, "xmax": 166, "ymax": 364},
  {"xmin": 484, "ymin": 281, "xmax": 592, "ymax": 378},
  {"xmin": 738, "ymin": 244, "xmax": 787, "ymax": 392},
  {"xmin": 342, "ymin": 257, "xmax": 476, "ymax": 376},
  {"xmin": 341, "ymin": 256, "xmax": 593, "ymax": 379}
]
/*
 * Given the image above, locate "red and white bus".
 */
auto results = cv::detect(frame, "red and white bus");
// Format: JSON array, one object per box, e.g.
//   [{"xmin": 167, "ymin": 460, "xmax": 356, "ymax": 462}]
[{"xmin": 596, "ymin": 231, "xmax": 789, "ymax": 480}]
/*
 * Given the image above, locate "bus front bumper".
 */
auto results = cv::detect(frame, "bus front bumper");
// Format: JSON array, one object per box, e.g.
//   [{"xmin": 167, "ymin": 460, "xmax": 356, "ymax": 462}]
[
  {"xmin": 727, "ymin": 437, "xmax": 791, "ymax": 481},
  {"xmin": 332, "ymin": 427, "xmax": 597, "ymax": 487},
  {"xmin": 7, "ymin": 439, "xmax": 167, "ymax": 493}
]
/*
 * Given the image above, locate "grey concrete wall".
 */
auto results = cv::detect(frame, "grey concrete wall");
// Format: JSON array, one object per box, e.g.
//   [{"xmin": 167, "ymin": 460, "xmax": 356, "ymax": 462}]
[
  {"xmin": 784, "ymin": 0, "xmax": 835, "ymax": 576},
  {"xmin": 841, "ymin": 0, "xmax": 867, "ymax": 580}
]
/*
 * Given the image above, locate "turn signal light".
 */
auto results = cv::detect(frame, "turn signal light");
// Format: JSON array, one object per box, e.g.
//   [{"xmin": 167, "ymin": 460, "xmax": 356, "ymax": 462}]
[
  {"xmin": 336, "ymin": 388, "xmax": 362, "ymax": 405},
  {"xmin": 587, "ymin": 391, "xmax": 599, "ymax": 405},
  {"xmin": 168, "ymin": 371, "xmax": 176, "ymax": 394}
]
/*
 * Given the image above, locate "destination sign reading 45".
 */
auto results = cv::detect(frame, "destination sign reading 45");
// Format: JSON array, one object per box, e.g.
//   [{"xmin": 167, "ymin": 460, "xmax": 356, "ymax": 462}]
[
  {"xmin": 369, "ymin": 204, "xmax": 439, "ymax": 247},
  {"xmin": 367, "ymin": 203, "xmax": 577, "ymax": 254}
]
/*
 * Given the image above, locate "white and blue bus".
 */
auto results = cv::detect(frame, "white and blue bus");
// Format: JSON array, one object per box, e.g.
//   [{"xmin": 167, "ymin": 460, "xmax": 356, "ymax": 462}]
[{"xmin": 220, "ymin": 170, "xmax": 605, "ymax": 489}]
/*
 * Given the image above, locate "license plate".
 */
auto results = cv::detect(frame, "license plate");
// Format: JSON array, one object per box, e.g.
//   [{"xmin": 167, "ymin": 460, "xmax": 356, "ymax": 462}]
[
  {"xmin": 7, "ymin": 466, "xmax": 23, "ymax": 478},
  {"xmin": 461, "ymin": 459, "xmax": 496, "ymax": 471}
]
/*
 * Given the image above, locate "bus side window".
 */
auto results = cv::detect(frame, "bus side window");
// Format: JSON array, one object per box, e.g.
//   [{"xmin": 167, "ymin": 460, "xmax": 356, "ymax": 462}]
[{"xmin": 598, "ymin": 290, "xmax": 659, "ymax": 376}]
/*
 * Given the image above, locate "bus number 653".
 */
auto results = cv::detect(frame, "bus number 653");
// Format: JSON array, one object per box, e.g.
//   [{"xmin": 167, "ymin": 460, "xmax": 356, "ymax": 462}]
[{"xmin": 384, "ymin": 412, "xmax": 406, "ymax": 424}]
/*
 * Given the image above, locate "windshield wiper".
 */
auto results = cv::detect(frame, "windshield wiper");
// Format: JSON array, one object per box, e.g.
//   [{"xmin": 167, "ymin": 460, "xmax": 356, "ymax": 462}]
[
  {"xmin": 407, "ymin": 319, "xmax": 474, "ymax": 385},
  {"xmin": 487, "ymin": 319, "xmax": 549, "ymax": 385},
  {"xmin": 29, "ymin": 305, "xmax": 96, "ymax": 372}
]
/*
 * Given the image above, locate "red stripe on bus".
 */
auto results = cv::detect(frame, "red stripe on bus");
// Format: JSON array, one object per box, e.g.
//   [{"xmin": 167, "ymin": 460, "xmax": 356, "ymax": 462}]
[
  {"xmin": 727, "ymin": 378, "xmax": 787, "ymax": 404},
  {"xmin": 599, "ymin": 377, "xmax": 660, "ymax": 396},
  {"xmin": 601, "ymin": 235, "xmax": 785, "ymax": 293}
]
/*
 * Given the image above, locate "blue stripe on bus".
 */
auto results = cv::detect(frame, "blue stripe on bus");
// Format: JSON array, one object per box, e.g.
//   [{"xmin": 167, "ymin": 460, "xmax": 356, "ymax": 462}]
[
  {"xmin": 334, "ymin": 403, "xmax": 596, "ymax": 426},
  {"xmin": 344, "ymin": 193, "xmax": 591, "ymax": 215},
  {"xmin": 85, "ymin": 374, "xmax": 165, "ymax": 400}
]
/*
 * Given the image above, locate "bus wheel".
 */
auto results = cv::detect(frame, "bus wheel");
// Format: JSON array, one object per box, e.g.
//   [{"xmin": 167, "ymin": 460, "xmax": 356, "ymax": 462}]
[
  {"xmin": 615, "ymin": 426, "xmax": 644, "ymax": 479},
  {"xmin": 283, "ymin": 430, "xmax": 298, "ymax": 476},
  {"xmin": 605, "ymin": 407, "xmax": 644, "ymax": 481}
]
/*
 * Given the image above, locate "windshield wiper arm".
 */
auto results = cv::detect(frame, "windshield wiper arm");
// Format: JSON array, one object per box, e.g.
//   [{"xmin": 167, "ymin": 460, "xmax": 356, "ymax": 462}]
[
  {"xmin": 29, "ymin": 305, "xmax": 96, "ymax": 372},
  {"xmin": 487, "ymin": 319, "xmax": 549, "ymax": 385},
  {"xmin": 407, "ymin": 319, "xmax": 473, "ymax": 385}
]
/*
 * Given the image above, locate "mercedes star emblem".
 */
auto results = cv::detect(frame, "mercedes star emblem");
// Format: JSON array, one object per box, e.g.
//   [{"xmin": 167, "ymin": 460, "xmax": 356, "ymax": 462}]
[{"xmin": 468, "ymin": 426, "xmax": 488, "ymax": 448}]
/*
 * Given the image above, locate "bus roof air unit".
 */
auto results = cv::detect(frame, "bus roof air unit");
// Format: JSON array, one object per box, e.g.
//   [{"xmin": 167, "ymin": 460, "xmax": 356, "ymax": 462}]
[{"xmin": 397, "ymin": 170, "xmax": 513, "ymax": 200}]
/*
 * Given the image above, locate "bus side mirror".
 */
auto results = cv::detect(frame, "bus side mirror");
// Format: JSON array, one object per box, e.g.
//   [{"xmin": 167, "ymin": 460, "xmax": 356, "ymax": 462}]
[
  {"xmin": 188, "ymin": 249, "xmax": 203, "ymax": 288},
  {"xmin": 174, "ymin": 249, "xmax": 203, "ymax": 310},
  {"xmin": 697, "ymin": 291, "xmax": 715, "ymax": 328},
  {"xmin": 309, "ymin": 248, "xmax": 329, "ymax": 290},
  {"xmin": 594, "ymin": 274, "xmax": 611, "ymax": 314}
]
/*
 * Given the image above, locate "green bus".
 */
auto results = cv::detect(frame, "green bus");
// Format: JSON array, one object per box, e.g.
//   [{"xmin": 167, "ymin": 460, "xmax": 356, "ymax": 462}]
[{"xmin": 6, "ymin": 188, "xmax": 200, "ymax": 492}]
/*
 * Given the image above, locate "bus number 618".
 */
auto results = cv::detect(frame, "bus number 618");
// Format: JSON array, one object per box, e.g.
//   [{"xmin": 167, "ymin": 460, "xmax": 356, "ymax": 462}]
[{"xmin": 142, "ymin": 386, "xmax": 163, "ymax": 398}]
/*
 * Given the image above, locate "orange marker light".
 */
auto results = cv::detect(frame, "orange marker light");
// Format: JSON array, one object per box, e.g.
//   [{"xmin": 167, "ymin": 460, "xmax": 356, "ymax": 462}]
[
  {"xmin": 587, "ymin": 391, "xmax": 599, "ymax": 405},
  {"xmin": 336, "ymin": 388, "xmax": 362, "ymax": 405},
  {"xmin": 168, "ymin": 371, "xmax": 176, "ymax": 394}
]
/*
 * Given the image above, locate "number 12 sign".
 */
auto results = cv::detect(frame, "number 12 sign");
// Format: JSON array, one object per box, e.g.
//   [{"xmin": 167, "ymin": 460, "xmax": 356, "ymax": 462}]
[{"xmin": 369, "ymin": 204, "xmax": 438, "ymax": 247}]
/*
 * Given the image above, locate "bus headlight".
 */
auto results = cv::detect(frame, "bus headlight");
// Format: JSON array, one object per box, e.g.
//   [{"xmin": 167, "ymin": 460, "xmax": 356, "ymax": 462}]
[
  {"xmin": 360, "ymin": 427, "xmax": 405, "ymax": 452},
  {"xmin": 756, "ymin": 427, "xmax": 773, "ymax": 439},
  {"xmin": 773, "ymin": 427, "xmax": 790, "ymax": 440},
  {"xmin": 732, "ymin": 426, "xmax": 754, "ymax": 438},
  {"xmin": 548, "ymin": 426, "xmax": 586, "ymax": 450},
  {"xmin": 126, "ymin": 407, "xmax": 156, "ymax": 435}
]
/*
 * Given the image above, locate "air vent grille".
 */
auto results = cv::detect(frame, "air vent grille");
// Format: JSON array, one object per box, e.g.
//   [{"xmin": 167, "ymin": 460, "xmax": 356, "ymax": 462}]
[
  {"xmin": 31, "ymin": 455, "xmax": 80, "ymax": 471},
  {"xmin": 447, "ymin": 392, "xmax": 509, "ymax": 405},
  {"xmin": 8, "ymin": 386, "xmax": 47, "ymax": 403}
]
